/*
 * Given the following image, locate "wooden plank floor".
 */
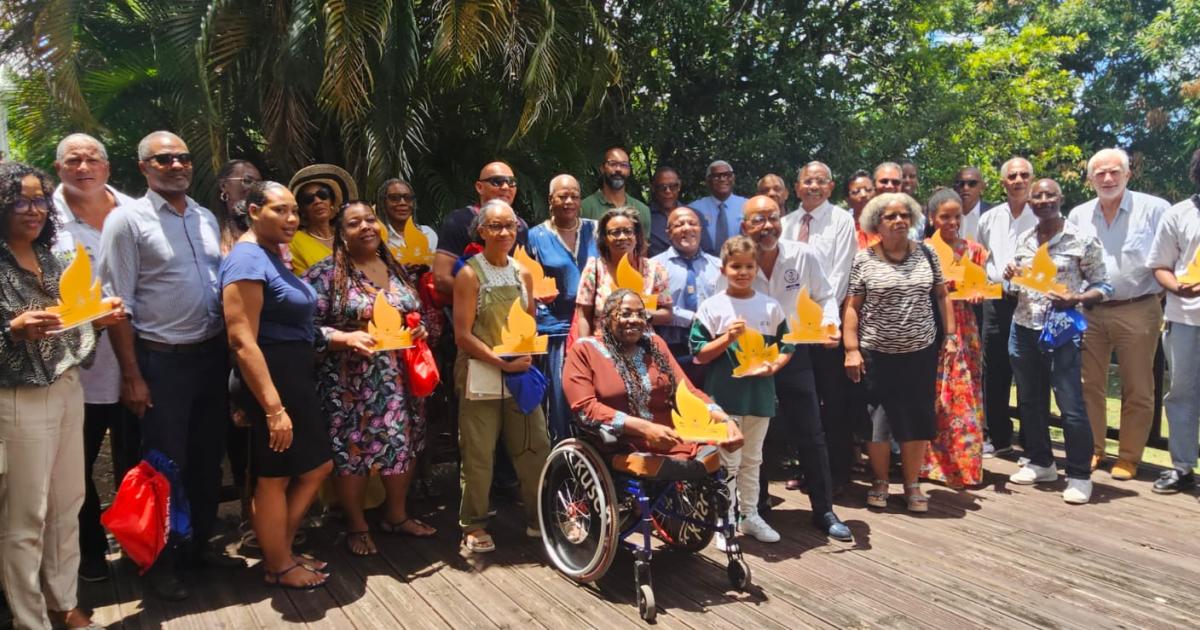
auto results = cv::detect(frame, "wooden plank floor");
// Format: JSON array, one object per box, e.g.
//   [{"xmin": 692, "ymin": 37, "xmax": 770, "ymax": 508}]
[{"xmin": 79, "ymin": 453, "xmax": 1200, "ymax": 629}]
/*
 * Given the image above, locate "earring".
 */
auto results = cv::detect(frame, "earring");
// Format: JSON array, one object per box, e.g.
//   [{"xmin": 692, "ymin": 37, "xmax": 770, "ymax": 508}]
[{"xmin": 220, "ymin": 192, "xmax": 228, "ymax": 202}]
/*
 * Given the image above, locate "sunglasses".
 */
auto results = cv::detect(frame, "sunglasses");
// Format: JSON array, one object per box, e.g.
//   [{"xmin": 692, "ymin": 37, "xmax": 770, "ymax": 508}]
[
  {"xmin": 478, "ymin": 176, "xmax": 518, "ymax": 188},
  {"xmin": 1006, "ymin": 171, "xmax": 1032, "ymax": 181},
  {"xmin": 145, "ymin": 152, "xmax": 193, "ymax": 167},
  {"xmin": 386, "ymin": 193, "xmax": 416, "ymax": 203},
  {"xmin": 12, "ymin": 197, "xmax": 51, "ymax": 215},
  {"xmin": 954, "ymin": 179, "xmax": 981, "ymax": 188},
  {"xmin": 653, "ymin": 182, "xmax": 681, "ymax": 192},
  {"xmin": 299, "ymin": 188, "xmax": 332, "ymax": 205},
  {"xmin": 877, "ymin": 178, "xmax": 901, "ymax": 187}
]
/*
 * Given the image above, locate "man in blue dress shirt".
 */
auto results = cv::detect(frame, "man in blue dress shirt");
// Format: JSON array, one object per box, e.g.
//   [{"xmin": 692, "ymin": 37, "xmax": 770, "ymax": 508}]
[
  {"xmin": 688, "ymin": 160, "xmax": 748, "ymax": 255},
  {"xmin": 650, "ymin": 206, "xmax": 720, "ymax": 385}
]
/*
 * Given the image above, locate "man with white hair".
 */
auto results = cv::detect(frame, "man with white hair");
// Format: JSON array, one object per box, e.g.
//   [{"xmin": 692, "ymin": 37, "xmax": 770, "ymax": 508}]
[
  {"xmin": 1068, "ymin": 148, "xmax": 1168, "ymax": 479},
  {"xmin": 51, "ymin": 133, "xmax": 139, "ymax": 584},
  {"xmin": 688, "ymin": 160, "xmax": 748, "ymax": 255},
  {"xmin": 976, "ymin": 156, "xmax": 1039, "ymax": 457}
]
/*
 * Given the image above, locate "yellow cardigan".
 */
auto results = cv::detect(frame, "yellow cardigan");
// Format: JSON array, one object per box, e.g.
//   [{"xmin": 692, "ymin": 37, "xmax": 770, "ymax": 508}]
[{"xmin": 288, "ymin": 231, "xmax": 332, "ymax": 276}]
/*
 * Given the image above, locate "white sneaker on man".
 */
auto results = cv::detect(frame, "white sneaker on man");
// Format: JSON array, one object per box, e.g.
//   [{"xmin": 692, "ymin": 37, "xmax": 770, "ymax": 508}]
[
  {"xmin": 1009, "ymin": 462, "xmax": 1058, "ymax": 485},
  {"xmin": 1062, "ymin": 479, "xmax": 1093, "ymax": 504},
  {"xmin": 739, "ymin": 514, "xmax": 781, "ymax": 543}
]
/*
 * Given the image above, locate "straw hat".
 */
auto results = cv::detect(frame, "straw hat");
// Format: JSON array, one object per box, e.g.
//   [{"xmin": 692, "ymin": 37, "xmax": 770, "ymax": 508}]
[{"xmin": 288, "ymin": 164, "xmax": 358, "ymax": 209}]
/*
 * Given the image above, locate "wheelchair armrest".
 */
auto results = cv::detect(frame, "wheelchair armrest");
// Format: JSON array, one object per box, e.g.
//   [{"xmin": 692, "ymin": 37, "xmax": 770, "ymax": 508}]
[{"xmin": 577, "ymin": 422, "xmax": 620, "ymax": 446}]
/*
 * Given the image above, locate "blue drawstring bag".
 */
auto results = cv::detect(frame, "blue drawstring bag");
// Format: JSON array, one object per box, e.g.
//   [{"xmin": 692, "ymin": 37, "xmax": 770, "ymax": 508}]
[
  {"xmin": 1038, "ymin": 307, "xmax": 1088, "ymax": 351},
  {"xmin": 505, "ymin": 365, "xmax": 549, "ymax": 415},
  {"xmin": 143, "ymin": 449, "xmax": 192, "ymax": 541}
]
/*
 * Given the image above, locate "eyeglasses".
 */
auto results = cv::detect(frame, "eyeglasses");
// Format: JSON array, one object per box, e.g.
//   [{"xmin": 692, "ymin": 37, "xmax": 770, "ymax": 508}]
[
  {"xmin": 653, "ymin": 182, "xmax": 681, "ymax": 192},
  {"xmin": 745, "ymin": 213, "xmax": 782, "ymax": 227},
  {"xmin": 800, "ymin": 178, "xmax": 831, "ymax": 186},
  {"xmin": 1005, "ymin": 171, "xmax": 1032, "ymax": 181},
  {"xmin": 145, "ymin": 153, "xmax": 193, "ymax": 166},
  {"xmin": 882, "ymin": 212, "xmax": 911, "ymax": 222},
  {"xmin": 12, "ymin": 196, "xmax": 51, "ymax": 215},
  {"xmin": 954, "ymin": 179, "xmax": 981, "ymax": 188},
  {"xmin": 604, "ymin": 160, "xmax": 631, "ymax": 170},
  {"xmin": 708, "ymin": 171, "xmax": 734, "ymax": 181},
  {"xmin": 606, "ymin": 227, "xmax": 637, "ymax": 238},
  {"xmin": 386, "ymin": 193, "xmax": 416, "ymax": 203},
  {"xmin": 298, "ymin": 188, "xmax": 332, "ymax": 205},
  {"xmin": 222, "ymin": 176, "xmax": 259, "ymax": 187},
  {"xmin": 876, "ymin": 178, "xmax": 901, "ymax": 187},
  {"xmin": 615, "ymin": 309, "xmax": 651, "ymax": 323},
  {"xmin": 478, "ymin": 176, "xmax": 518, "ymax": 188},
  {"xmin": 482, "ymin": 222, "xmax": 519, "ymax": 234}
]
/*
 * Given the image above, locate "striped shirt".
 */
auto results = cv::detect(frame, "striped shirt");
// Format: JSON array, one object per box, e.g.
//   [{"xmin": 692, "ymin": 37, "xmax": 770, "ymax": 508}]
[{"xmin": 847, "ymin": 243, "xmax": 944, "ymax": 353}]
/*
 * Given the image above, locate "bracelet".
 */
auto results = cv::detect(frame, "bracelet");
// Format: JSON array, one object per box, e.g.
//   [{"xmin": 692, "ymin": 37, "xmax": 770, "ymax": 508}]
[{"xmin": 265, "ymin": 407, "xmax": 286, "ymax": 419}]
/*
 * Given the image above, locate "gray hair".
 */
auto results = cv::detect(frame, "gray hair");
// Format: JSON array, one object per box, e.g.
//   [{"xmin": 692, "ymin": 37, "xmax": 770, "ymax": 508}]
[
  {"xmin": 1000, "ymin": 157, "xmax": 1033, "ymax": 179},
  {"xmin": 706, "ymin": 160, "xmax": 733, "ymax": 178},
  {"xmin": 797, "ymin": 161, "xmax": 833, "ymax": 182},
  {"xmin": 471, "ymin": 199, "xmax": 516, "ymax": 237},
  {"xmin": 548, "ymin": 173, "xmax": 579, "ymax": 196},
  {"xmin": 925, "ymin": 187, "xmax": 963, "ymax": 218},
  {"xmin": 56, "ymin": 133, "xmax": 108, "ymax": 162},
  {"xmin": 874, "ymin": 161, "xmax": 902, "ymax": 179},
  {"xmin": 136, "ymin": 131, "xmax": 185, "ymax": 161},
  {"xmin": 1086, "ymin": 148, "xmax": 1130, "ymax": 178},
  {"xmin": 859, "ymin": 192, "xmax": 923, "ymax": 236}
]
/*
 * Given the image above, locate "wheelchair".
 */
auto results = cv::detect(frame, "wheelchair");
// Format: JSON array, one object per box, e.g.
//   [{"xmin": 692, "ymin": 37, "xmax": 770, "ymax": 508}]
[{"xmin": 536, "ymin": 427, "xmax": 752, "ymax": 622}]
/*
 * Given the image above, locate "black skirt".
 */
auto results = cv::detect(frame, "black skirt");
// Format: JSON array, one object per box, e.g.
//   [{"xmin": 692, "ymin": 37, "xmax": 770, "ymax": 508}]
[
  {"xmin": 230, "ymin": 341, "xmax": 331, "ymax": 478},
  {"xmin": 861, "ymin": 343, "xmax": 938, "ymax": 442}
]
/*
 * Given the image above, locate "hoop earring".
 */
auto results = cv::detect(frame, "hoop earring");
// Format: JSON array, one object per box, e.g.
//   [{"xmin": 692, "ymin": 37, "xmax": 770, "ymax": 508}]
[{"xmin": 220, "ymin": 192, "xmax": 228, "ymax": 202}]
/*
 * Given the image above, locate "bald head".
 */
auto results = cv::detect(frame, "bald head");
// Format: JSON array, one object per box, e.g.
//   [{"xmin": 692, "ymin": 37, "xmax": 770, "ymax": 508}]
[
  {"xmin": 475, "ymin": 161, "xmax": 517, "ymax": 205},
  {"xmin": 547, "ymin": 173, "xmax": 581, "ymax": 221},
  {"xmin": 548, "ymin": 174, "xmax": 579, "ymax": 196},
  {"xmin": 741, "ymin": 195, "xmax": 783, "ymax": 252},
  {"xmin": 666, "ymin": 207, "xmax": 702, "ymax": 256},
  {"xmin": 1029, "ymin": 177, "xmax": 1064, "ymax": 220}
]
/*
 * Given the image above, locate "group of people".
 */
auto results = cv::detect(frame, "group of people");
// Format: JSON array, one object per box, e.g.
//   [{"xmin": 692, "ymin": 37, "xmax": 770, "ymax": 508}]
[{"xmin": 2, "ymin": 128, "xmax": 1200, "ymax": 629}]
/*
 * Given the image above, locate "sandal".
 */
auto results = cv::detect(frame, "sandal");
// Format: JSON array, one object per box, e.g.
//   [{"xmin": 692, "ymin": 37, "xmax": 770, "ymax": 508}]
[
  {"xmin": 345, "ymin": 530, "xmax": 378, "ymax": 556},
  {"xmin": 866, "ymin": 479, "xmax": 889, "ymax": 509},
  {"xmin": 264, "ymin": 562, "xmax": 326, "ymax": 591},
  {"xmin": 462, "ymin": 529, "xmax": 496, "ymax": 554},
  {"xmin": 294, "ymin": 553, "xmax": 331, "ymax": 574},
  {"xmin": 904, "ymin": 482, "xmax": 929, "ymax": 513},
  {"xmin": 379, "ymin": 517, "xmax": 437, "ymax": 538}
]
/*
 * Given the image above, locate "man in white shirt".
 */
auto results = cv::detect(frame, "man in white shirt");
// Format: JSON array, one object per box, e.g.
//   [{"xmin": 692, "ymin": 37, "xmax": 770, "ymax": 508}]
[
  {"xmin": 1068, "ymin": 148, "xmax": 1168, "ymax": 479},
  {"xmin": 1147, "ymin": 149, "xmax": 1200, "ymax": 494},
  {"xmin": 952, "ymin": 166, "xmax": 992, "ymax": 242},
  {"xmin": 780, "ymin": 162, "xmax": 858, "ymax": 490},
  {"xmin": 976, "ymin": 157, "xmax": 1038, "ymax": 457},
  {"xmin": 50, "ymin": 133, "xmax": 138, "ymax": 584}
]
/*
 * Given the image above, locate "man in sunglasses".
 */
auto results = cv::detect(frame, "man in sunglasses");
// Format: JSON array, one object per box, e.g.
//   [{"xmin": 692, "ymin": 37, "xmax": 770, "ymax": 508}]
[
  {"xmin": 99, "ymin": 131, "xmax": 243, "ymax": 601},
  {"xmin": 976, "ymin": 156, "xmax": 1039, "ymax": 459},
  {"xmin": 874, "ymin": 161, "xmax": 924, "ymax": 238},
  {"xmin": 432, "ymin": 161, "xmax": 529, "ymax": 298},
  {"xmin": 688, "ymin": 160, "xmax": 748, "ymax": 255},
  {"xmin": 580, "ymin": 146, "xmax": 651, "ymax": 240},
  {"xmin": 952, "ymin": 166, "xmax": 993, "ymax": 241},
  {"xmin": 647, "ymin": 165, "xmax": 682, "ymax": 258}
]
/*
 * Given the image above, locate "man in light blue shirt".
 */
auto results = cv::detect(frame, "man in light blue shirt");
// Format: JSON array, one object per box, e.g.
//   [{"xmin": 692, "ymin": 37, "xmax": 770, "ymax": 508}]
[
  {"xmin": 1067, "ymin": 148, "xmax": 1169, "ymax": 479},
  {"xmin": 650, "ymin": 207, "xmax": 720, "ymax": 383},
  {"xmin": 688, "ymin": 160, "xmax": 747, "ymax": 255}
]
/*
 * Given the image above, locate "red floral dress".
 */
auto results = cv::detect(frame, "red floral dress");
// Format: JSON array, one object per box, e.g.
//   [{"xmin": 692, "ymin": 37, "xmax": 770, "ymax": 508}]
[{"xmin": 921, "ymin": 237, "xmax": 985, "ymax": 487}]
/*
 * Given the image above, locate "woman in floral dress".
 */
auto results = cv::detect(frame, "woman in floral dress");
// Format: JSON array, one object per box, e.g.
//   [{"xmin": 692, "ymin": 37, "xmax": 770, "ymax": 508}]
[
  {"xmin": 921, "ymin": 188, "xmax": 985, "ymax": 487},
  {"xmin": 574, "ymin": 207, "xmax": 672, "ymax": 338},
  {"xmin": 304, "ymin": 200, "xmax": 435, "ymax": 556}
]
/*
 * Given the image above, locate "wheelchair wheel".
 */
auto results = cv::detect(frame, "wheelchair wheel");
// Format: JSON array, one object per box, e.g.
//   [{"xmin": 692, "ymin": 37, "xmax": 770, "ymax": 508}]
[
  {"xmin": 727, "ymin": 558, "xmax": 752, "ymax": 591},
  {"xmin": 537, "ymin": 439, "xmax": 620, "ymax": 583},
  {"xmin": 637, "ymin": 584, "xmax": 656, "ymax": 622},
  {"xmin": 651, "ymin": 480, "xmax": 717, "ymax": 552}
]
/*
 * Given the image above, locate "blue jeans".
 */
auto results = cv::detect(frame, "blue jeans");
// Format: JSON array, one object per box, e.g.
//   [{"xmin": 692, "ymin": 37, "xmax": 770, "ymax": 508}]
[
  {"xmin": 1008, "ymin": 324, "xmax": 1093, "ymax": 479},
  {"xmin": 1163, "ymin": 322, "xmax": 1200, "ymax": 472},
  {"xmin": 542, "ymin": 335, "xmax": 572, "ymax": 444}
]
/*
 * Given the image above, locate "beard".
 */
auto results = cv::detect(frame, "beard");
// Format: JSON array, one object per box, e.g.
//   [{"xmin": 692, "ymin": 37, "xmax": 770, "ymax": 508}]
[{"xmin": 605, "ymin": 174, "xmax": 626, "ymax": 191}]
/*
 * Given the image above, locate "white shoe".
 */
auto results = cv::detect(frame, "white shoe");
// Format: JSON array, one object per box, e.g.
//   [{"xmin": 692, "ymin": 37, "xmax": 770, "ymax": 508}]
[
  {"xmin": 739, "ymin": 514, "xmax": 781, "ymax": 543},
  {"xmin": 1009, "ymin": 462, "xmax": 1058, "ymax": 485},
  {"xmin": 1062, "ymin": 479, "xmax": 1093, "ymax": 504},
  {"xmin": 715, "ymin": 532, "xmax": 731, "ymax": 552},
  {"xmin": 1016, "ymin": 456, "xmax": 1030, "ymax": 467},
  {"xmin": 982, "ymin": 440, "xmax": 996, "ymax": 459}
]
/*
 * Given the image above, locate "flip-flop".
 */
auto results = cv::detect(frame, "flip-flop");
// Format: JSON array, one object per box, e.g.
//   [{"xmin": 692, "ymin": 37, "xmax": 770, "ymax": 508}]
[
  {"xmin": 263, "ymin": 562, "xmax": 326, "ymax": 591},
  {"xmin": 462, "ymin": 530, "xmax": 495, "ymax": 554},
  {"xmin": 294, "ymin": 553, "xmax": 331, "ymax": 575},
  {"xmin": 345, "ymin": 530, "xmax": 378, "ymax": 556},
  {"xmin": 379, "ymin": 517, "xmax": 437, "ymax": 538}
]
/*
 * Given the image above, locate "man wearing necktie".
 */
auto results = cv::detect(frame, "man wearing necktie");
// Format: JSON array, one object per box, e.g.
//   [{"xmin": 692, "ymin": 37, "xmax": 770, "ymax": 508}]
[
  {"xmin": 651, "ymin": 207, "xmax": 721, "ymax": 385},
  {"xmin": 687, "ymin": 160, "xmax": 748, "ymax": 256}
]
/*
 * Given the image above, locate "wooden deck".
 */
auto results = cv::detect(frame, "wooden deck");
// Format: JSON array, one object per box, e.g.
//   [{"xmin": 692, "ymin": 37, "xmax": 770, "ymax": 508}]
[{"xmin": 79, "ymin": 453, "xmax": 1200, "ymax": 629}]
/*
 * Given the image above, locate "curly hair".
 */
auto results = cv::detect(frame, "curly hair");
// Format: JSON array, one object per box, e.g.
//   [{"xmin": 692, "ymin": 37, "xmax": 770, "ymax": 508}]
[
  {"xmin": 597, "ymin": 206, "xmax": 645, "ymax": 261},
  {"xmin": 328, "ymin": 200, "xmax": 412, "ymax": 315},
  {"xmin": 0, "ymin": 162, "xmax": 58, "ymax": 247},
  {"xmin": 598, "ymin": 288, "xmax": 676, "ymax": 418},
  {"xmin": 859, "ymin": 192, "xmax": 923, "ymax": 236}
]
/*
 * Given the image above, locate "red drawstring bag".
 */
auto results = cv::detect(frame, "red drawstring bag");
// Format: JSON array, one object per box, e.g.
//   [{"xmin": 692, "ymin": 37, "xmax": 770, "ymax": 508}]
[
  {"xmin": 101, "ymin": 461, "xmax": 170, "ymax": 574},
  {"xmin": 404, "ymin": 311, "xmax": 440, "ymax": 398}
]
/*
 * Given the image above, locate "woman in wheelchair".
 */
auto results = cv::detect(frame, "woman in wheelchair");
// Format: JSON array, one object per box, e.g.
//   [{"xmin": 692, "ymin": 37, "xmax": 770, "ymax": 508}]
[{"xmin": 548, "ymin": 288, "xmax": 748, "ymax": 621}]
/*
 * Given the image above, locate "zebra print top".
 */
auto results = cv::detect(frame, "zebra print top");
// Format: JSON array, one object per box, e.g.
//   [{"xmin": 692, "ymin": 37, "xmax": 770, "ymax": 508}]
[{"xmin": 847, "ymin": 243, "xmax": 944, "ymax": 354}]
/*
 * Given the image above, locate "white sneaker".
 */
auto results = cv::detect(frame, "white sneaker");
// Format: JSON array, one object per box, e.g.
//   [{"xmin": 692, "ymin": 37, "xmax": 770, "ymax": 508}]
[
  {"xmin": 715, "ymin": 532, "xmax": 731, "ymax": 552},
  {"xmin": 1062, "ymin": 479, "xmax": 1093, "ymax": 504},
  {"xmin": 982, "ymin": 440, "xmax": 996, "ymax": 459},
  {"xmin": 1009, "ymin": 462, "xmax": 1058, "ymax": 485},
  {"xmin": 1016, "ymin": 456, "xmax": 1030, "ymax": 467},
  {"xmin": 739, "ymin": 514, "xmax": 781, "ymax": 543}
]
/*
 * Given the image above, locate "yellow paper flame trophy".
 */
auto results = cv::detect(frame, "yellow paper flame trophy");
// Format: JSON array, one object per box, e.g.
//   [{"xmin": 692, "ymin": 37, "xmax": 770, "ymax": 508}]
[
  {"xmin": 1176, "ymin": 246, "xmax": 1200, "ymax": 284},
  {"xmin": 513, "ymin": 245, "xmax": 559, "ymax": 300},
  {"xmin": 948, "ymin": 256, "xmax": 1003, "ymax": 300},
  {"xmin": 1011, "ymin": 242, "xmax": 1067, "ymax": 295},
  {"xmin": 671, "ymin": 381, "xmax": 727, "ymax": 443},
  {"xmin": 367, "ymin": 292, "xmax": 414, "ymax": 351},
  {"xmin": 613, "ymin": 253, "xmax": 658, "ymax": 310},
  {"xmin": 781, "ymin": 288, "xmax": 839, "ymax": 344},
  {"xmin": 48, "ymin": 242, "xmax": 115, "ymax": 330},
  {"xmin": 731, "ymin": 327, "xmax": 780, "ymax": 378},
  {"xmin": 492, "ymin": 297, "xmax": 548, "ymax": 356},
  {"xmin": 929, "ymin": 231, "xmax": 965, "ymax": 283},
  {"xmin": 380, "ymin": 220, "xmax": 434, "ymax": 266}
]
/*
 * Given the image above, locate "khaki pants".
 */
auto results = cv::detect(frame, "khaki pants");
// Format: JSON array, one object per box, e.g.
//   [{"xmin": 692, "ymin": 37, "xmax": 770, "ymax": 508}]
[
  {"xmin": 457, "ymin": 396, "xmax": 550, "ymax": 531},
  {"xmin": 0, "ymin": 369, "xmax": 85, "ymax": 630},
  {"xmin": 1081, "ymin": 297, "xmax": 1163, "ymax": 464}
]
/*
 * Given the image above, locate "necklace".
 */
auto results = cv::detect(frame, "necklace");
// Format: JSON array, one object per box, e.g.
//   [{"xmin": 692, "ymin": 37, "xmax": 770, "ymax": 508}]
[
  {"xmin": 552, "ymin": 216, "xmax": 581, "ymax": 233},
  {"xmin": 307, "ymin": 229, "xmax": 334, "ymax": 243}
]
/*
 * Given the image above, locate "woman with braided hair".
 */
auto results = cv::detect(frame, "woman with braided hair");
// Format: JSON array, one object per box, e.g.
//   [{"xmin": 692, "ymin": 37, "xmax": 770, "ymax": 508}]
[{"xmin": 563, "ymin": 288, "xmax": 743, "ymax": 457}]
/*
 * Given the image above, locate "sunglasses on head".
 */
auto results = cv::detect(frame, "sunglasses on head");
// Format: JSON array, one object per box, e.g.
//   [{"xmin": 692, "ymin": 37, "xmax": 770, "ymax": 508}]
[
  {"xmin": 478, "ymin": 176, "xmax": 518, "ymax": 188},
  {"xmin": 145, "ymin": 152, "xmax": 193, "ymax": 166},
  {"xmin": 299, "ymin": 188, "xmax": 332, "ymax": 205}
]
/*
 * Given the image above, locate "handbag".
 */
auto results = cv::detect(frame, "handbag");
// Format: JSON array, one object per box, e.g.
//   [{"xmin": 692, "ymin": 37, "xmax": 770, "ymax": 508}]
[
  {"xmin": 1038, "ymin": 307, "xmax": 1087, "ymax": 351},
  {"xmin": 101, "ymin": 461, "xmax": 171, "ymax": 574},
  {"xmin": 467, "ymin": 358, "xmax": 511, "ymax": 400},
  {"xmin": 403, "ymin": 312, "xmax": 440, "ymax": 398}
]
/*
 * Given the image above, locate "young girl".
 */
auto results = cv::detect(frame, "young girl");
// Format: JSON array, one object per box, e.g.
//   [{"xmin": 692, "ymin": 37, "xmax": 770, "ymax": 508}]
[{"xmin": 691, "ymin": 235, "xmax": 793, "ymax": 548}]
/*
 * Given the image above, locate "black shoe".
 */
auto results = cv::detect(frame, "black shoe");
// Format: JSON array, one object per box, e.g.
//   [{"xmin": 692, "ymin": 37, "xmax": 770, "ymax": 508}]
[
  {"xmin": 78, "ymin": 554, "xmax": 109, "ymax": 582},
  {"xmin": 813, "ymin": 512, "xmax": 853, "ymax": 542},
  {"xmin": 1153, "ymin": 469, "xmax": 1195, "ymax": 494},
  {"xmin": 146, "ymin": 570, "xmax": 190, "ymax": 601},
  {"xmin": 193, "ymin": 547, "xmax": 248, "ymax": 570}
]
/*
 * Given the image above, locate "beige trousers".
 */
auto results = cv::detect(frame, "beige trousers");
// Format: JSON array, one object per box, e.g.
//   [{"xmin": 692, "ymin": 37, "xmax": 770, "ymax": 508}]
[
  {"xmin": 0, "ymin": 369, "xmax": 86, "ymax": 630},
  {"xmin": 1081, "ymin": 297, "xmax": 1163, "ymax": 464}
]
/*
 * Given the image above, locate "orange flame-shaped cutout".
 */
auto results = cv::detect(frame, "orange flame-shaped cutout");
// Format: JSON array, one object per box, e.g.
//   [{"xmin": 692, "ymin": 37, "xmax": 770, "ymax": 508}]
[
  {"xmin": 391, "ymin": 219, "xmax": 434, "ymax": 266},
  {"xmin": 1011, "ymin": 242, "xmax": 1067, "ymax": 295},
  {"xmin": 949, "ymin": 256, "xmax": 1003, "ymax": 301},
  {"xmin": 731, "ymin": 326, "xmax": 780, "ymax": 378},
  {"xmin": 513, "ymin": 246, "xmax": 558, "ymax": 300},
  {"xmin": 492, "ymin": 297, "xmax": 548, "ymax": 355},
  {"xmin": 367, "ymin": 292, "xmax": 414, "ymax": 351},
  {"xmin": 671, "ymin": 382, "xmax": 727, "ymax": 443},
  {"xmin": 781, "ymin": 288, "xmax": 840, "ymax": 344},
  {"xmin": 48, "ymin": 242, "xmax": 114, "ymax": 330},
  {"xmin": 930, "ymin": 231, "xmax": 965, "ymax": 283},
  {"xmin": 613, "ymin": 253, "xmax": 658, "ymax": 310},
  {"xmin": 1177, "ymin": 247, "xmax": 1200, "ymax": 284}
]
